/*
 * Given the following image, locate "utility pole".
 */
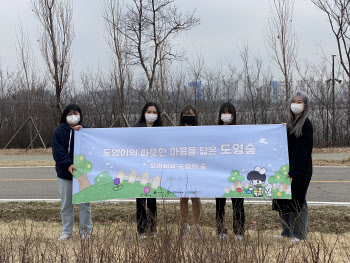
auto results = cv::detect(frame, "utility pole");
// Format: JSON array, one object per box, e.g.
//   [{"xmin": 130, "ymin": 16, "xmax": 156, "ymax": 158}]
[{"xmin": 331, "ymin": 55, "xmax": 336, "ymax": 147}]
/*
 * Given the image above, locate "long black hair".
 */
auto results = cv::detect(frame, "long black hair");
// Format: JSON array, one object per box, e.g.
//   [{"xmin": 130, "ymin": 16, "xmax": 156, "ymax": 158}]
[
  {"xmin": 138, "ymin": 102, "xmax": 163, "ymax": 127},
  {"xmin": 178, "ymin": 104, "xmax": 199, "ymax": 126},
  {"xmin": 60, "ymin": 104, "xmax": 83, "ymax": 124},
  {"xmin": 218, "ymin": 102, "xmax": 236, "ymax": 125}
]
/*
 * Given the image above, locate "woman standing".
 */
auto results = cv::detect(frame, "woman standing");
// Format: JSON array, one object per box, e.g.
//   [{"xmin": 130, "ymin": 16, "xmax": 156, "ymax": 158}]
[
  {"xmin": 179, "ymin": 104, "xmax": 202, "ymax": 237},
  {"xmin": 216, "ymin": 102, "xmax": 245, "ymax": 240},
  {"xmin": 135, "ymin": 102, "xmax": 163, "ymax": 238},
  {"xmin": 273, "ymin": 91, "xmax": 313, "ymax": 242},
  {"xmin": 52, "ymin": 104, "xmax": 92, "ymax": 240}
]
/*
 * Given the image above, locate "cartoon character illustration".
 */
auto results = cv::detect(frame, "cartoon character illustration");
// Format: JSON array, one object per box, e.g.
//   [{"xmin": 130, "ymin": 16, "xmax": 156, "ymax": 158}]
[
  {"xmin": 264, "ymin": 183, "xmax": 273, "ymax": 197},
  {"xmin": 247, "ymin": 166, "xmax": 267, "ymax": 197}
]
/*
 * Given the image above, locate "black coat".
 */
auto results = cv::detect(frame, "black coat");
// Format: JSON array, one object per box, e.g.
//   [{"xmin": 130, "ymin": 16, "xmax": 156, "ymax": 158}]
[
  {"xmin": 273, "ymin": 117, "xmax": 313, "ymax": 213},
  {"xmin": 135, "ymin": 122, "xmax": 147, "ymax": 128}
]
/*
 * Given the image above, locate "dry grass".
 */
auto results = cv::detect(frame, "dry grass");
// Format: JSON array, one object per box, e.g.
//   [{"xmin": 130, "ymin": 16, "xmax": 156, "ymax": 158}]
[
  {"xmin": 313, "ymin": 157, "xmax": 350, "ymax": 166},
  {"xmin": 313, "ymin": 147, "xmax": 350, "ymax": 154},
  {"xmin": 0, "ymin": 202, "xmax": 349, "ymax": 234},
  {"xmin": 0, "ymin": 148, "xmax": 51, "ymax": 156},
  {"xmin": 0, "ymin": 219, "xmax": 349, "ymax": 262},
  {"xmin": 0, "ymin": 160, "xmax": 55, "ymax": 167},
  {"xmin": 0, "ymin": 202, "xmax": 349, "ymax": 262}
]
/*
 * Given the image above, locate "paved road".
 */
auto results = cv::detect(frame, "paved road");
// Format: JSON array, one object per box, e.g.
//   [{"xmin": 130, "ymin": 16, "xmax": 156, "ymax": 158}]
[{"xmin": 0, "ymin": 166, "xmax": 349, "ymax": 203}]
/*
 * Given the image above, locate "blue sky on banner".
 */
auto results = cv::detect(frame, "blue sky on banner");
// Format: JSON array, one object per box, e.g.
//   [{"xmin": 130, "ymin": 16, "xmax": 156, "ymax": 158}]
[{"xmin": 73, "ymin": 125, "xmax": 289, "ymax": 199}]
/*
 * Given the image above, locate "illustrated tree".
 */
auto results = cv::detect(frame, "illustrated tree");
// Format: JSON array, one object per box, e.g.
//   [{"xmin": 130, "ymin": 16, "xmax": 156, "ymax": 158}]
[
  {"xmin": 73, "ymin": 154, "xmax": 92, "ymax": 191},
  {"xmin": 94, "ymin": 171, "xmax": 114, "ymax": 185},
  {"xmin": 228, "ymin": 170, "xmax": 245, "ymax": 193},
  {"xmin": 268, "ymin": 164, "xmax": 290, "ymax": 193}
]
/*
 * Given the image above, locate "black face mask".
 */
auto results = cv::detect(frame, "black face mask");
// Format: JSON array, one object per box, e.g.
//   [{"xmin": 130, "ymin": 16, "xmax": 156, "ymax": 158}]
[{"xmin": 182, "ymin": 116, "xmax": 196, "ymax": 125}]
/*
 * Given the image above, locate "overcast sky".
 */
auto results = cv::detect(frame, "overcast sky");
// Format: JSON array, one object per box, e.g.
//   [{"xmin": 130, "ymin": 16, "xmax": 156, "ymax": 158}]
[{"xmin": 0, "ymin": 0, "xmax": 337, "ymax": 80}]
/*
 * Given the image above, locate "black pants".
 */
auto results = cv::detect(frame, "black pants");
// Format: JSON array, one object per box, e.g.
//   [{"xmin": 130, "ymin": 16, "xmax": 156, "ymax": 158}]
[
  {"xmin": 136, "ymin": 198, "xmax": 157, "ymax": 234},
  {"xmin": 215, "ymin": 198, "xmax": 245, "ymax": 235}
]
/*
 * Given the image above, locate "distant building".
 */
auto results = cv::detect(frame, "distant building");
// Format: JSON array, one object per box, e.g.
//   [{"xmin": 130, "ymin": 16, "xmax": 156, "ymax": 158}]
[{"xmin": 188, "ymin": 81, "xmax": 202, "ymax": 100}]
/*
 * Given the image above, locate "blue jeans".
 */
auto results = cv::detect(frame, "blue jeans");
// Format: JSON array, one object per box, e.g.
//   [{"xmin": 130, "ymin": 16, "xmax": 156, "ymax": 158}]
[
  {"xmin": 58, "ymin": 178, "xmax": 92, "ymax": 235},
  {"xmin": 280, "ymin": 201, "xmax": 308, "ymax": 240}
]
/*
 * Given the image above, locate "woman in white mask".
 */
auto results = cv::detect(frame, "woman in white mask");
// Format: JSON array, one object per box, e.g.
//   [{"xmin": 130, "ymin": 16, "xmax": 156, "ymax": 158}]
[
  {"xmin": 273, "ymin": 91, "xmax": 313, "ymax": 242},
  {"xmin": 52, "ymin": 104, "xmax": 92, "ymax": 241},
  {"xmin": 216, "ymin": 102, "xmax": 245, "ymax": 240},
  {"xmin": 135, "ymin": 102, "xmax": 163, "ymax": 238}
]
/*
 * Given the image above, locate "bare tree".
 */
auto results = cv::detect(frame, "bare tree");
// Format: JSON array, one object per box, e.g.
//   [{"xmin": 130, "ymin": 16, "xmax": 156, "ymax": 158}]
[
  {"xmin": 265, "ymin": 0, "xmax": 298, "ymax": 102},
  {"xmin": 311, "ymin": 0, "xmax": 350, "ymax": 146},
  {"xmin": 117, "ymin": 0, "xmax": 199, "ymax": 100},
  {"xmin": 103, "ymin": 0, "xmax": 131, "ymax": 118},
  {"xmin": 16, "ymin": 23, "xmax": 39, "ymax": 147},
  {"xmin": 31, "ymin": 0, "xmax": 74, "ymax": 126}
]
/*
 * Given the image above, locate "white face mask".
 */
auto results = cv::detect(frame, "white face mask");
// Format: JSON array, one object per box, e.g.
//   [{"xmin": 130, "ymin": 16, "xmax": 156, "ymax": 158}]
[
  {"xmin": 145, "ymin": 114, "xmax": 157, "ymax": 123},
  {"xmin": 221, "ymin": 114, "xmax": 233, "ymax": 123},
  {"xmin": 290, "ymin": 103, "xmax": 304, "ymax": 114},
  {"xmin": 66, "ymin": 114, "xmax": 80, "ymax": 125}
]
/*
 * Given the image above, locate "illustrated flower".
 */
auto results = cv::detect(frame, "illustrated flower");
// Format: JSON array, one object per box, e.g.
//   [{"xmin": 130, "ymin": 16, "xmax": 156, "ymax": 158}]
[
  {"xmin": 237, "ymin": 188, "xmax": 242, "ymax": 193},
  {"xmin": 114, "ymin": 178, "xmax": 120, "ymax": 186},
  {"xmin": 277, "ymin": 192, "xmax": 282, "ymax": 197},
  {"xmin": 144, "ymin": 187, "xmax": 150, "ymax": 194}
]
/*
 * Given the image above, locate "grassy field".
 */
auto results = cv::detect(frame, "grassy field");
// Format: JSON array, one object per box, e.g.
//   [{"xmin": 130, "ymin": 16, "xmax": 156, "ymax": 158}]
[{"xmin": 0, "ymin": 202, "xmax": 349, "ymax": 262}]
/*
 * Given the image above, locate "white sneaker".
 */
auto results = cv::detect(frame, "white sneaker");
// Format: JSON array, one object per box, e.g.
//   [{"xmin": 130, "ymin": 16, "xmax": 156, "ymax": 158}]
[
  {"xmin": 81, "ymin": 234, "xmax": 90, "ymax": 240},
  {"xmin": 218, "ymin": 233, "xmax": 227, "ymax": 240},
  {"xmin": 139, "ymin": 233, "xmax": 147, "ymax": 239},
  {"xmin": 291, "ymin": 237, "xmax": 301, "ymax": 243},
  {"xmin": 58, "ymin": 234, "xmax": 71, "ymax": 241},
  {"xmin": 193, "ymin": 224, "xmax": 201, "ymax": 238},
  {"xmin": 234, "ymin": 235, "xmax": 243, "ymax": 241}
]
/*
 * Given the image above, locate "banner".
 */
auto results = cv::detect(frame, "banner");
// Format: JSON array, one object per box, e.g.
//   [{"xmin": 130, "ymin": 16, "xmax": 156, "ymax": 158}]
[{"xmin": 72, "ymin": 125, "xmax": 291, "ymax": 204}]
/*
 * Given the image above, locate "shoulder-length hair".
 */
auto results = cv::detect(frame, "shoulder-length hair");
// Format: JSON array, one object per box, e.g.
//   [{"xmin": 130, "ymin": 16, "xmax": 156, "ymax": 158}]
[
  {"xmin": 179, "ymin": 104, "xmax": 199, "ymax": 126},
  {"xmin": 138, "ymin": 101, "xmax": 163, "ymax": 127},
  {"xmin": 287, "ymin": 91, "xmax": 310, "ymax": 138},
  {"xmin": 60, "ymin": 104, "xmax": 83, "ymax": 124},
  {"xmin": 218, "ymin": 102, "xmax": 236, "ymax": 125}
]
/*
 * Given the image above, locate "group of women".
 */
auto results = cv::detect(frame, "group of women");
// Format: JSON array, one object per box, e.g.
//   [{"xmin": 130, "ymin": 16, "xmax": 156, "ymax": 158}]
[{"xmin": 52, "ymin": 91, "xmax": 313, "ymax": 242}]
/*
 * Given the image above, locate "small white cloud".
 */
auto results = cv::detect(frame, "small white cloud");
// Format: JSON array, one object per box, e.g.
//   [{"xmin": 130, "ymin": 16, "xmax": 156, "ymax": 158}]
[
  {"xmin": 106, "ymin": 163, "xmax": 110, "ymax": 165},
  {"xmin": 147, "ymin": 161, "xmax": 150, "ymax": 163},
  {"xmin": 272, "ymin": 169, "xmax": 275, "ymax": 171},
  {"xmin": 279, "ymin": 145, "xmax": 283, "ymax": 148},
  {"xmin": 92, "ymin": 147, "xmax": 95, "ymax": 149},
  {"xmin": 81, "ymin": 146, "xmax": 85, "ymax": 149},
  {"xmin": 110, "ymin": 166, "xmax": 114, "ymax": 169},
  {"xmin": 142, "ymin": 163, "xmax": 147, "ymax": 166},
  {"xmin": 273, "ymin": 148, "xmax": 277, "ymax": 151},
  {"xmin": 88, "ymin": 152, "xmax": 92, "ymax": 155},
  {"xmin": 268, "ymin": 164, "xmax": 272, "ymax": 167},
  {"xmin": 259, "ymin": 138, "xmax": 268, "ymax": 144},
  {"xmin": 278, "ymin": 158, "xmax": 282, "ymax": 160},
  {"xmin": 241, "ymin": 169, "xmax": 246, "ymax": 172}
]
